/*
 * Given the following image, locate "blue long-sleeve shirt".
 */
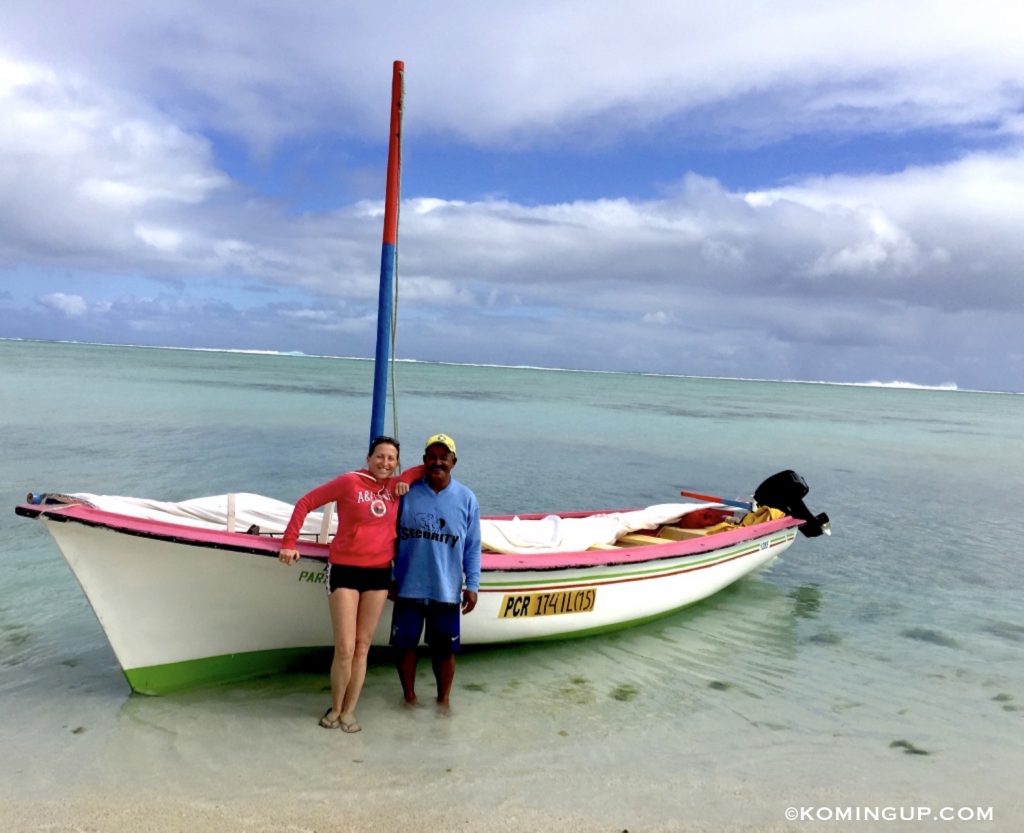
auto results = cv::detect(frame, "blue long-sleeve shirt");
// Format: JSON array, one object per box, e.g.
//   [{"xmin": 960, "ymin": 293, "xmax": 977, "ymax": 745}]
[{"xmin": 394, "ymin": 477, "xmax": 481, "ymax": 603}]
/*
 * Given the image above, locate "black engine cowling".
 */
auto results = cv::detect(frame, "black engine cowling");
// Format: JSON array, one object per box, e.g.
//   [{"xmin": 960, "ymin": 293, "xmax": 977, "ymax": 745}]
[{"xmin": 753, "ymin": 470, "xmax": 830, "ymax": 538}]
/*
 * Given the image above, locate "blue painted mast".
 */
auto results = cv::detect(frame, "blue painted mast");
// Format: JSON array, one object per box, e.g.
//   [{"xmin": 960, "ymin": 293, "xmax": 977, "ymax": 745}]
[{"xmin": 369, "ymin": 60, "xmax": 405, "ymax": 446}]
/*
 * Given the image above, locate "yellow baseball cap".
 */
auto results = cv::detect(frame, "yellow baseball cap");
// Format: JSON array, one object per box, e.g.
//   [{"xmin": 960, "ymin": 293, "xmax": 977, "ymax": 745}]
[{"xmin": 424, "ymin": 433, "xmax": 457, "ymax": 454}]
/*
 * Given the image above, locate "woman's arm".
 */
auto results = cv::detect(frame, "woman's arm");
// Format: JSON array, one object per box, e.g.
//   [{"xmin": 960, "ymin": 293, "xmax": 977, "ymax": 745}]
[{"xmin": 279, "ymin": 473, "xmax": 352, "ymax": 559}]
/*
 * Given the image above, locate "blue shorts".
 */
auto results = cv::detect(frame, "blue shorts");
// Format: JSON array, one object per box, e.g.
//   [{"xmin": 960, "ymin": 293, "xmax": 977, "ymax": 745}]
[{"xmin": 389, "ymin": 598, "xmax": 461, "ymax": 652}]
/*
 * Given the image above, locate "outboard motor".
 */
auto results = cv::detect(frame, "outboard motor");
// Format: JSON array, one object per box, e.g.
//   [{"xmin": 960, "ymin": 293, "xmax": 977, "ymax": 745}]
[{"xmin": 753, "ymin": 470, "xmax": 830, "ymax": 538}]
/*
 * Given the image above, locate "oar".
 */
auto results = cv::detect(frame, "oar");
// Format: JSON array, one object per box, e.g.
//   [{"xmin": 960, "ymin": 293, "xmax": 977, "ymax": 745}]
[{"xmin": 679, "ymin": 489, "xmax": 752, "ymax": 511}]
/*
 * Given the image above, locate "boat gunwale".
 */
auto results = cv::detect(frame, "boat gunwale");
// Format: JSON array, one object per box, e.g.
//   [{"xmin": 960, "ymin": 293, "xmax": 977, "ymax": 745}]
[{"xmin": 16, "ymin": 501, "xmax": 803, "ymax": 571}]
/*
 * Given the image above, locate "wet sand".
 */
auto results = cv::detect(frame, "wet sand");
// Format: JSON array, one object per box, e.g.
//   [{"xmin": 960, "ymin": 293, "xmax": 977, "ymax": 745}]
[
  {"xmin": 5, "ymin": 687, "xmax": 1019, "ymax": 833},
  {"xmin": 1, "ymin": 796, "xmax": 794, "ymax": 833},
  {"xmin": 4, "ymin": 628, "xmax": 1023, "ymax": 833}
]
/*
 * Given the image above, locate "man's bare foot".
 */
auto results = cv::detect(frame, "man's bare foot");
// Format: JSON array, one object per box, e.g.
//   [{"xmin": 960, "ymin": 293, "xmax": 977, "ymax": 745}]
[
  {"xmin": 435, "ymin": 699, "xmax": 451, "ymax": 717},
  {"xmin": 402, "ymin": 694, "xmax": 419, "ymax": 708}
]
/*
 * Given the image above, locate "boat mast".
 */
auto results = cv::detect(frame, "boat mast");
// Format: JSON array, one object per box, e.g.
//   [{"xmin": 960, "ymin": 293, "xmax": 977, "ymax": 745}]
[{"xmin": 369, "ymin": 60, "xmax": 404, "ymax": 447}]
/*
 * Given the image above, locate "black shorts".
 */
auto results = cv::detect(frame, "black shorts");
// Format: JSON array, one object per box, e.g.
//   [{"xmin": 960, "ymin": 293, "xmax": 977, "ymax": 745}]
[{"xmin": 325, "ymin": 563, "xmax": 391, "ymax": 594}]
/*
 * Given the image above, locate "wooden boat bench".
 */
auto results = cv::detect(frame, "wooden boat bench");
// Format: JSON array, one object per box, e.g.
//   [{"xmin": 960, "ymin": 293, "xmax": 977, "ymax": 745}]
[{"xmin": 617, "ymin": 533, "xmax": 666, "ymax": 546}]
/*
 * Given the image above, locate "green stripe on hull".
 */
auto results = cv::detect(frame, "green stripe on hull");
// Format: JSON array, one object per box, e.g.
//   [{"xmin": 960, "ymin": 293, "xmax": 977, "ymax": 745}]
[
  {"xmin": 124, "ymin": 598, "xmax": 715, "ymax": 694},
  {"xmin": 480, "ymin": 534, "xmax": 794, "ymax": 590},
  {"xmin": 123, "ymin": 646, "xmax": 329, "ymax": 695},
  {"xmin": 121, "ymin": 593, "xmax": 727, "ymax": 694}
]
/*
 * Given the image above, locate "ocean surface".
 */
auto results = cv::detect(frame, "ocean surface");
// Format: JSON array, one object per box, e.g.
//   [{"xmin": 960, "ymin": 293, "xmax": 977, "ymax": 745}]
[{"xmin": 1, "ymin": 339, "xmax": 1022, "ymax": 832}]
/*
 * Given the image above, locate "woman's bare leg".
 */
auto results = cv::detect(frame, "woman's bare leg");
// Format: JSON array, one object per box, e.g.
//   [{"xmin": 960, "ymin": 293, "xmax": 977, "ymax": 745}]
[
  {"xmin": 340, "ymin": 589, "xmax": 388, "ymax": 721},
  {"xmin": 326, "ymin": 588, "xmax": 359, "ymax": 718}
]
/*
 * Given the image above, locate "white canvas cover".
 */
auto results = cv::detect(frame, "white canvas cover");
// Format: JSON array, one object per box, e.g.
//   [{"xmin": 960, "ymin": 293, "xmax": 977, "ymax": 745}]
[
  {"xmin": 479, "ymin": 503, "xmax": 719, "ymax": 554},
  {"xmin": 68, "ymin": 494, "xmax": 723, "ymax": 555}
]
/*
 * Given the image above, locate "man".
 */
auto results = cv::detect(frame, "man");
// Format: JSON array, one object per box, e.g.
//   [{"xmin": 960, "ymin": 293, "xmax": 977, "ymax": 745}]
[{"xmin": 391, "ymin": 432, "xmax": 481, "ymax": 712}]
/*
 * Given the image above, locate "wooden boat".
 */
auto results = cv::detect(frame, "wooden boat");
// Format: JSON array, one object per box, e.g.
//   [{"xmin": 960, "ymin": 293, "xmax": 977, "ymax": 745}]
[
  {"xmin": 16, "ymin": 487, "xmax": 823, "ymax": 694},
  {"xmin": 14, "ymin": 62, "xmax": 829, "ymax": 695}
]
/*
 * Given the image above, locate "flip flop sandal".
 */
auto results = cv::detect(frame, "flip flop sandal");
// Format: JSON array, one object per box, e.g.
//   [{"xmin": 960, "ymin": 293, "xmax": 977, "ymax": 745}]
[
  {"xmin": 340, "ymin": 718, "xmax": 362, "ymax": 733},
  {"xmin": 319, "ymin": 708, "xmax": 342, "ymax": 729}
]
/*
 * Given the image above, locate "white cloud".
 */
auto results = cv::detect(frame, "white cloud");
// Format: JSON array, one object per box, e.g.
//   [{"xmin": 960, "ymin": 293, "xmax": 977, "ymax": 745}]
[
  {"xmin": 281, "ymin": 309, "xmax": 333, "ymax": 322},
  {"xmin": 134, "ymin": 223, "xmax": 184, "ymax": 252},
  {"xmin": 642, "ymin": 311, "xmax": 671, "ymax": 325},
  {"xmin": 37, "ymin": 292, "xmax": 87, "ymax": 317},
  {"xmin": 0, "ymin": 52, "xmax": 227, "ymax": 265},
  {"xmin": 3, "ymin": 1, "xmax": 1023, "ymax": 149},
  {"xmin": 746, "ymin": 150, "xmax": 1024, "ymax": 310}
]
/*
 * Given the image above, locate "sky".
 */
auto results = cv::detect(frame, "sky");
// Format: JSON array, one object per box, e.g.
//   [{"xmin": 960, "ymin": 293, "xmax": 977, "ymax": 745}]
[{"xmin": 2, "ymin": 1, "xmax": 1023, "ymax": 392}]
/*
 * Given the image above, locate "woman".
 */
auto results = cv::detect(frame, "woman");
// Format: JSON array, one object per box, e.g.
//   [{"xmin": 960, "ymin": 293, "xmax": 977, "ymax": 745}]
[{"xmin": 279, "ymin": 436, "xmax": 422, "ymax": 732}]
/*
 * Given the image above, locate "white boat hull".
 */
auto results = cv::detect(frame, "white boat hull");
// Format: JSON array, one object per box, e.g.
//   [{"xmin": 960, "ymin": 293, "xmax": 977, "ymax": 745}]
[{"xmin": 23, "ymin": 502, "xmax": 799, "ymax": 694}]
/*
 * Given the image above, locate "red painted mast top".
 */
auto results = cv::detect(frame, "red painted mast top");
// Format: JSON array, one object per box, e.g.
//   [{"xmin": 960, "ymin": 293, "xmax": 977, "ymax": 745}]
[{"xmin": 382, "ymin": 60, "xmax": 404, "ymax": 246}]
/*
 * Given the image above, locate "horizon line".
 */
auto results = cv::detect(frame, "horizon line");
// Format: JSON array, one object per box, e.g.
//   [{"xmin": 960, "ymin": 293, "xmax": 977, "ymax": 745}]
[{"xmin": 1, "ymin": 336, "xmax": 1015, "ymax": 395}]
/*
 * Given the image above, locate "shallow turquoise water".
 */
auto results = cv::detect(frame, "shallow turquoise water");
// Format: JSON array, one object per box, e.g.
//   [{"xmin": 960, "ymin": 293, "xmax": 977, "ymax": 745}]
[{"xmin": 2, "ymin": 339, "xmax": 1021, "ymax": 830}]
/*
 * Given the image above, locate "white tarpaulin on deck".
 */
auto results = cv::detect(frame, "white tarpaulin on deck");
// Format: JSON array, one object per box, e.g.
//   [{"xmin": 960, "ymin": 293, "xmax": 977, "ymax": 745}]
[
  {"xmin": 68, "ymin": 494, "xmax": 723, "ymax": 554},
  {"xmin": 479, "ymin": 503, "xmax": 717, "ymax": 554}
]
